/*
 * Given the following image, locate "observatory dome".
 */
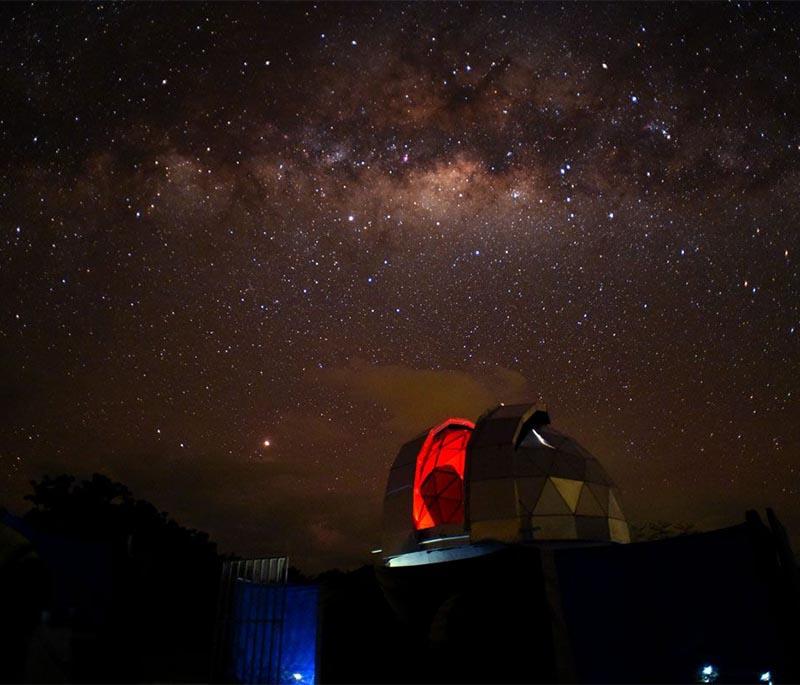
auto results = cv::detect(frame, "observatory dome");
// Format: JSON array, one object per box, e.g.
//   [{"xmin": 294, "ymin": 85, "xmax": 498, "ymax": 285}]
[{"xmin": 381, "ymin": 403, "xmax": 630, "ymax": 566}]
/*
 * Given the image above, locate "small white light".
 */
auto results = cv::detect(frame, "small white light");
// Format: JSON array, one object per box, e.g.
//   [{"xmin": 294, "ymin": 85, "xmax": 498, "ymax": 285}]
[
  {"xmin": 759, "ymin": 672, "xmax": 771, "ymax": 684},
  {"xmin": 263, "ymin": 439, "xmax": 271, "ymax": 447},
  {"xmin": 698, "ymin": 664, "xmax": 718, "ymax": 683},
  {"xmin": 292, "ymin": 674, "xmax": 303, "ymax": 682}
]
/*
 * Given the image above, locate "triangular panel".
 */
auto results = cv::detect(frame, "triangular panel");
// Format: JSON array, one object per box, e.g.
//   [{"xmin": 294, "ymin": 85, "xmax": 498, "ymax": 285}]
[
  {"xmin": 549, "ymin": 452, "xmax": 586, "ymax": 480},
  {"xmin": 587, "ymin": 483, "xmax": 610, "ymax": 514},
  {"xmin": 513, "ymin": 449, "xmax": 548, "ymax": 476},
  {"xmin": 550, "ymin": 477, "xmax": 583, "ymax": 512},
  {"xmin": 584, "ymin": 459, "xmax": 613, "ymax": 485},
  {"xmin": 575, "ymin": 484, "xmax": 605, "ymax": 516},
  {"xmin": 609, "ymin": 490, "xmax": 625, "ymax": 519},
  {"xmin": 609, "ymin": 517, "xmax": 630, "ymax": 543},
  {"xmin": 533, "ymin": 478, "xmax": 572, "ymax": 515},
  {"xmin": 558, "ymin": 439, "xmax": 586, "ymax": 460},
  {"xmin": 519, "ymin": 448, "xmax": 555, "ymax": 474},
  {"xmin": 516, "ymin": 477, "xmax": 547, "ymax": 513},
  {"xmin": 572, "ymin": 441, "xmax": 596, "ymax": 461}
]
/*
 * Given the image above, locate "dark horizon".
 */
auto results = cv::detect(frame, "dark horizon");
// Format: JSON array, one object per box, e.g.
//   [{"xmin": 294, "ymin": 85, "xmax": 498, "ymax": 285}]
[{"xmin": 1, "ymin": 2, "xmax": 799, "ymax": 573}]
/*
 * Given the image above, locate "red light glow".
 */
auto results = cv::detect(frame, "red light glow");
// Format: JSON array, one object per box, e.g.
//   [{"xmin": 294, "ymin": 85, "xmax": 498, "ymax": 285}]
[{"xmin": 412, "ymin": 418, "xmax": 474, "ymax": 530}]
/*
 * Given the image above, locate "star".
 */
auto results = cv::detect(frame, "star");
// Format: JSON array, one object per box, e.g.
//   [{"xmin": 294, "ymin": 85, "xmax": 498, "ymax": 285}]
[{"xmin": 0, "ymin": 1, "xmax": 797, "ymax": 572}]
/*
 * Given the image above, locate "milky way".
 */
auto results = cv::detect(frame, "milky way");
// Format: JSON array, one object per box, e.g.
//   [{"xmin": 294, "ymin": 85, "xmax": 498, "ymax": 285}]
[{"xmin": 1, "ymin": 2, "xmax": 799, "ymax": 570}]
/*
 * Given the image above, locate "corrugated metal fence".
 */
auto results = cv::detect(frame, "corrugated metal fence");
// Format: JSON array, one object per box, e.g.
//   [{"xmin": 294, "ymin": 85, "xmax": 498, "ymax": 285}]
[
  {"xmin": 214, "ymin": 557, "xmax": 319, "ymax": 684},
  {"xmin": 214, "ymin": 557, "xmax": 288, "ymax": 682}
]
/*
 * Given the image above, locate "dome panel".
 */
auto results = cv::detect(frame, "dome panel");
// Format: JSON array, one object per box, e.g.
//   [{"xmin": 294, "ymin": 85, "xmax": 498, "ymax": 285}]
[
  {"xmin": 608, "ymin": 491, "xmax": 625, "ymax": 519},
  {"xmin": 575, "ymin": 515, "xmax": 611, "ymax": 541},
  {"xmin": 516, "ymin": 448, "xmax": 555, "ymax": 474},
  {"xmin": 516, "ymin": 477, "xmax": 547, "ymax": 514},
  {"xmin": 470, "ymin": 517, "xmax": 520, "ymax": 542},
  {"xmin": 609, "ymin": 518, "xmax": 631, "ymax": 543},
  {"xmin": 469, "ymin": 445, "xmax": 513, "ymax": 480},
  {"xmin": 385, "ymin": 463, "xmax": 415, "ymax": 495},
  {"xmin": 469, "ymin": 478, "xmax": 517, "ymax": 522},
  {"xmin": 575, "ymin": 484, "xmax": 606, "ymax": 516},
  {"xmin": 586, "ymin": 483, "xmax": 610, "ymax": 514},
  {"xmin": 470, "ymin": 417, "xmax": 520, "ymax": 447},
  {"xmin": 550, "ymin": 477, "xmax": 583, "ymax": 512},
  {"xmin": 585, "ymin": 459, "xmax": 614, "ymax": 486},
  {"xmin": 382, "ymin": 492, "xmax": 414, "ymax": 554},
  {"xmin": 549, "ymin": 452, "xmax": 587, "ymax": 480},
  {"xmin": 530, "ymin": 515, "xmax": 578, "ymax": 539},
  {"xmin": 392, "ymin": 434, "xmax": 428, "ymax": 467},
  {"xmin": 533, "ymin": 479, "xmax": 572, "ymax": 516},
  {"xmin": 512, "ymin": 448, "xmax": 550, "ymax": 476},
  {"xmin": 383, "ymin": 491, "xmax": 410, "ymax": 530},
  {"xmin": 558, "ymin": 438, "xmax": 595, "ymax": 461},
  {"xmin": 571, "ymin": 440, "xmax": 597, "ymax": 461}
]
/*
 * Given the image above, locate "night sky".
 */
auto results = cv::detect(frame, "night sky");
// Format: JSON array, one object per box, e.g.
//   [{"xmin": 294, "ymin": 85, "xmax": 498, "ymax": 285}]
[{"xmin": 2, "ymin": 2, "xmax": 799, "ymax": 571}]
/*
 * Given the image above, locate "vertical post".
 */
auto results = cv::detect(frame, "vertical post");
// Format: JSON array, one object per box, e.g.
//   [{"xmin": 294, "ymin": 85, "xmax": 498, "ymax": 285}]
[{"xmin": 539, "ymin": 547, "xmax": 577, "ymax": 682}]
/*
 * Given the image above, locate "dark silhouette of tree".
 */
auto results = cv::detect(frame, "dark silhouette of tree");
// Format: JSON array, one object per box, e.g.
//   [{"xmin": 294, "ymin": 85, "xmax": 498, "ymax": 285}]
[
  {"xmin": 12, "ymin": 473, "xmax": 224, "ymax": 683},
  {"xmin": 0, "ymin": 506, "xmax": 50, "ymax": 684},
  {"xmin": 629, "ymin": 520, "xmax": 700, "ymax": 542}
]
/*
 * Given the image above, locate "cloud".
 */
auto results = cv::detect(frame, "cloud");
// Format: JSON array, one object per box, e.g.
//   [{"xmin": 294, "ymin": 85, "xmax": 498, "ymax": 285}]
[{"xmin": 309, "ymin": 359, "xmax": 531, "ymax": 436}]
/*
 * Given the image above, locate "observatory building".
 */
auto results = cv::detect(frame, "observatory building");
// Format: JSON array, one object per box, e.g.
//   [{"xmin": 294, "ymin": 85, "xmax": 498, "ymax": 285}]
[
  {"xmin": 382, "ymin": 403, "xmax": 629, "ymax": 567},
  {"xmin": 361, "ymin": 401, "xmax": 800, "ymax": 683}
]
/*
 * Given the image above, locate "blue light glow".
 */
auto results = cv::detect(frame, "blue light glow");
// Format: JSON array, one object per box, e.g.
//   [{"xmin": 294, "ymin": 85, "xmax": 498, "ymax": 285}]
[{"xmin": 228, "ymin": 581, "xmax": 319, "ymax": 684}]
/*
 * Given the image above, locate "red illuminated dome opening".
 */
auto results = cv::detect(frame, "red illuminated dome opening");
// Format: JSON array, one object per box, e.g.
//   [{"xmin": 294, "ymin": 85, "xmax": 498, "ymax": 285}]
[
  {"xmin": 420, "ymin": 465, "xmax": 464, "ymax": 525},
  {"xmin": 412, "ymin": 418, "xmax": 474, "ymax": 530}
]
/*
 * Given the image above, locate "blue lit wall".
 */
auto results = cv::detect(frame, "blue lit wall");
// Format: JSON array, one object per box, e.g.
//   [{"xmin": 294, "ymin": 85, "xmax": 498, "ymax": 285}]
[{"xmin": 228, "ymin": 581, "xmax": 318, "ymax": 684}]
